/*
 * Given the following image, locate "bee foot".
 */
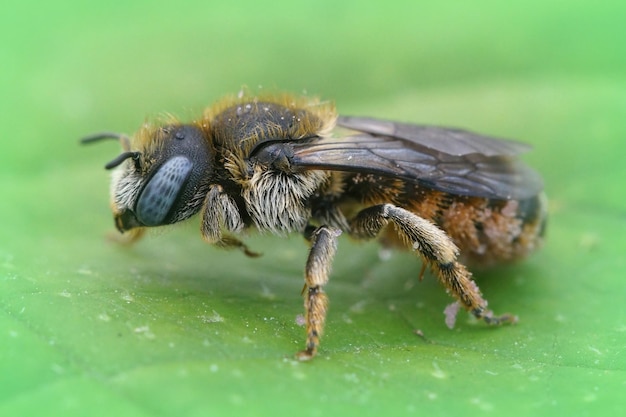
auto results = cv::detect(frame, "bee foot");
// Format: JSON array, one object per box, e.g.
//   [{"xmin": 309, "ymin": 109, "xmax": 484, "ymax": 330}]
[
  {"xmin": 295, "ymin": 349, "xmax": 316, "ymax": 361},
  {"xmin": 481, "ymin": 311, "xmax": 519, "ymax": 325}
]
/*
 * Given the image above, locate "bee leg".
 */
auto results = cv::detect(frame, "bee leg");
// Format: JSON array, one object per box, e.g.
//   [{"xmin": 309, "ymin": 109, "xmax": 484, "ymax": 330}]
[
  {"xmin": 200, "ymin": 185, "xmax": 260, "ymax": 256},
  {"xmin": 215, "ymin": 235, "xmax": 261, "ymax": 258},
  {"xmin": 296, "ymin": 225, "xmax": 341, "ymax": 361},
  {"xmin": 107, "ymin": 228, "xmax": 146, "ymax": 245},
  {"xmin": 350, "ymin": 204, "xmax": 516, "ymax": 326}
]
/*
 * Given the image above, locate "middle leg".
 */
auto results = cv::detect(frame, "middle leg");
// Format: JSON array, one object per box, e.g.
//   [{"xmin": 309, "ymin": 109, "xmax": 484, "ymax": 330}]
[{"xmin": 296, "ymin": 225, "xmax": 342, "ymax": 360}]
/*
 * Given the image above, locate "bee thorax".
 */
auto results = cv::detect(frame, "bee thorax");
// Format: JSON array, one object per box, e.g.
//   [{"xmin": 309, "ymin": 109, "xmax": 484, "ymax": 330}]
[{"xmin": 243, "ymin": 169, "xmax": 328, "ymax": 234}]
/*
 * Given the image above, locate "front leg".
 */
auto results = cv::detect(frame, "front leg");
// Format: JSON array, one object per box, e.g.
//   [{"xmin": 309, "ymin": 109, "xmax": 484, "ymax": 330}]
[
  {"xmin": 296, "ymin": 225, "xmax": 341, "ymax": 360},
  {"xmin": 200, "ymin": 185, "xmax": 259, "ymax": 257},
  {"xmin": 350, "ymin": 204, "xmax": 516, "ymax": 325}
]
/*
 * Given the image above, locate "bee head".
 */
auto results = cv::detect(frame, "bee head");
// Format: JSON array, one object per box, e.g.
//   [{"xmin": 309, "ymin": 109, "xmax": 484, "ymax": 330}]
[{"xmin": 82, "ymin": 123, "xmax": 214, "ymax": 232}]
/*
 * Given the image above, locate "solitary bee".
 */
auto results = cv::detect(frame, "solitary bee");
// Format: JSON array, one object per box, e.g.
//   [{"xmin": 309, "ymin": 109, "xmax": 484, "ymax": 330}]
[{"xmin": 82, "ymin": 92, "xmax": 546, "ymax": 360}]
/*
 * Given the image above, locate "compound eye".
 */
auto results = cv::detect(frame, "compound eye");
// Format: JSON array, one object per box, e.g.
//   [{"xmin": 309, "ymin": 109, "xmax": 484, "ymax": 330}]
[{"xmin": 136, "ymin": 156, "xmax": 193, "ymax": 226}]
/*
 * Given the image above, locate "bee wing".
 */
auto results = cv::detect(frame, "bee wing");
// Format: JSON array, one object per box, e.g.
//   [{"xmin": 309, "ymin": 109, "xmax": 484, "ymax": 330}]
[{"xmin": 289, "ymin": 116, "xmax": 543, "ymax": 200}]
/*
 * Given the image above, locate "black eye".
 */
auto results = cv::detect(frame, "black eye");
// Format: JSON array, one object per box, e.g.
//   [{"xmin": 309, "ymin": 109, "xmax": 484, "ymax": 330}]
[
  {"xmin": 134, "ymin": 124, "xmax": 214, "ymax": 226},
  {"xmin": 136, "ymin": 156, "xmax": 193, "ymax": 226}
]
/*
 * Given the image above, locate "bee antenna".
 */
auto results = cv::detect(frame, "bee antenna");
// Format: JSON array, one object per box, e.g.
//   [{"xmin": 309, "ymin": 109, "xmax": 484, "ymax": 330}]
[
  {"xmin": 80, "ymin": 131, "xmax": 132, "ymax": 151},
  {"xmin": 104, "ymin": 151, "xmax": 142, "ymax": 170}
]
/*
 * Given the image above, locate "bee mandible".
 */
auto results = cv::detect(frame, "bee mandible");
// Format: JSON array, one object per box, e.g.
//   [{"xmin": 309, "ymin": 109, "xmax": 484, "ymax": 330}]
[{"xmin": 82, "ymin": 92, "xmax": 546, "ymax": 360}]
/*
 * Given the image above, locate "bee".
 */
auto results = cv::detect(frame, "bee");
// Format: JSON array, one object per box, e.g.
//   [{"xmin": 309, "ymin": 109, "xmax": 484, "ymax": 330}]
[{"xmin": 82, "ymin": 92, "xmax": 546, "ymax": 360}]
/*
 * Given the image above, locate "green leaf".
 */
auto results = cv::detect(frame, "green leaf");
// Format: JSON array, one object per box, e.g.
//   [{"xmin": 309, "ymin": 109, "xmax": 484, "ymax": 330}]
[{"xmin": 1, "ymin": 1, "xmax": 624, "ymax": 416}]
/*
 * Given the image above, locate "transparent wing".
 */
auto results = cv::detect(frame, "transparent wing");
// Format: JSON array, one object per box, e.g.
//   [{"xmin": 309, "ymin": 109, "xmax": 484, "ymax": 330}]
[{"xmin": 288, "ymin": 116, "xmax": 543, "ymax": 200}]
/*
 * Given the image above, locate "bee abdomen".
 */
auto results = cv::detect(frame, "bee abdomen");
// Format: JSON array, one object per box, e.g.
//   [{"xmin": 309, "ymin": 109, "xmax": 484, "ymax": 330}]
[{"xmin": 435, "ymin": 193, "xmax": 547, "ymax": 266}]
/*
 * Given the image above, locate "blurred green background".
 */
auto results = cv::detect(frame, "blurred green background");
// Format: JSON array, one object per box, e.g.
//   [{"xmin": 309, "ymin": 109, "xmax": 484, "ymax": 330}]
[{"xmin": 1, "ymin": 0, "xmax": 624, "ymax": 416}]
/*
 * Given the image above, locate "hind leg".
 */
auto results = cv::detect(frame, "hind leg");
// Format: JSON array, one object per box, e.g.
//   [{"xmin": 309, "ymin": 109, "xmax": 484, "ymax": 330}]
[{"xmin": 349, "ymin": 204, "xmax": 517, "ymax": 325}]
